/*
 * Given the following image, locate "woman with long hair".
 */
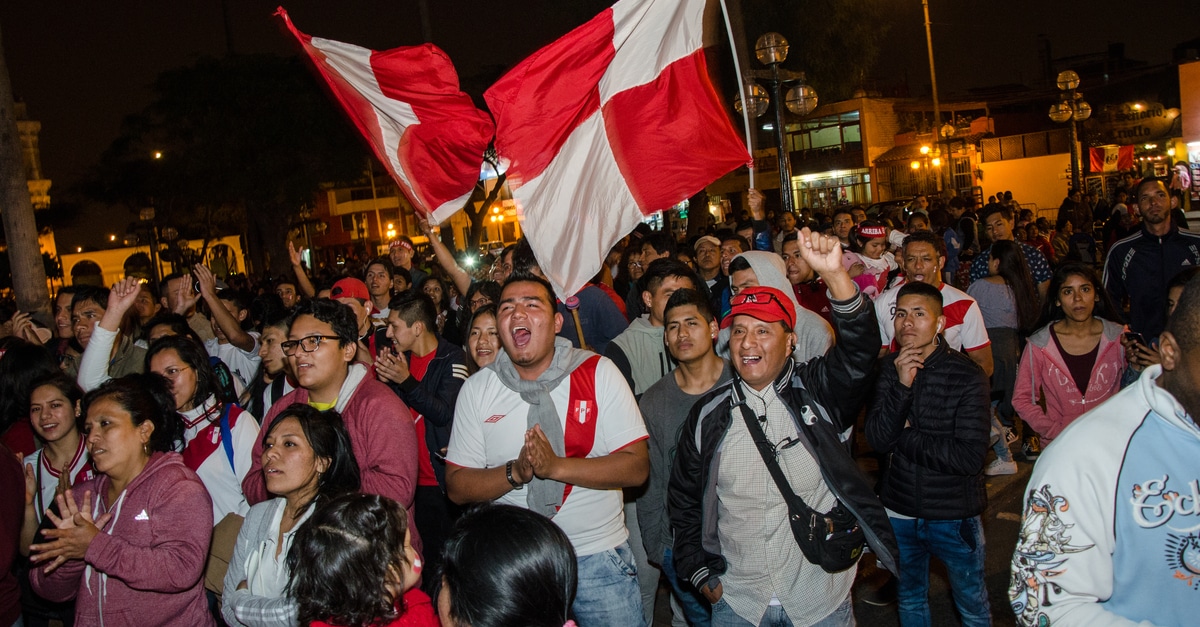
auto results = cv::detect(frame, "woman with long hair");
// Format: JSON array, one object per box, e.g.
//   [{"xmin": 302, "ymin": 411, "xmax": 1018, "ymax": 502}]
[
  {"xmin": 438, "ymin": 503, "xmax": 578, "ymax": 627},
  {"xmin": 221, "ymin": 404, "xmax": 360, "ymax": 627},
  {"xmin": 420, "ymin": 274, "xmax": 462, "ymax": 345},
  {"xmin": 968, "ymin": 240, "xmax": 1041, "ymax": 475},
  {"xmin": 289, "ymin": 493, "xmax": 437, "ymax": 627},
  {"xmin": 464, "ymin": 305, "xmax": 499, "ymax": 374},
  {"xmin": 145, "ymin": 335, "xmax": 260, "ymax": 524},
  {"xmin": 0, "ymin": 340, "xmax": 60, "ymax": 458},
  {"xmin": 1012, "ymin": 263, "xmax": 1127, "ymax": 445},
  {"xmin": 29, "ymin": 374, "xmax": 215, "ymax": 626}
]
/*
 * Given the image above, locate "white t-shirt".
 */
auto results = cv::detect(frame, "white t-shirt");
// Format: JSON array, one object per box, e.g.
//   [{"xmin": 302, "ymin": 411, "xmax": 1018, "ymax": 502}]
[
  {"xmin": 180, "ymin": 398, "xmax": 260, "ymax": 523},
  {"xmin": 446, "ymin": 355, "xmax": 648, "ymax": 557},
  {"xmin": 24, "ymin": 440, "xmax": 95, "ymax": 523},
  {"xmin": 874, "ymin": 280, "xmax": 991, "ymax": 352},
  {"xmin": 206, "ymin": 333, "xmax": 262, "ymax": 389}
]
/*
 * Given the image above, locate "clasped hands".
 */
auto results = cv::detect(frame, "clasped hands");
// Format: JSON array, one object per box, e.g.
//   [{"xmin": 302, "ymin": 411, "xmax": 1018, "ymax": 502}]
[
  {"xmin": 28, "ymin": 488, "xmax": 111, "ymax": 574},
  {"xmin": 509, "ymin": 424, "xmax": 560, "ymax": 486}
]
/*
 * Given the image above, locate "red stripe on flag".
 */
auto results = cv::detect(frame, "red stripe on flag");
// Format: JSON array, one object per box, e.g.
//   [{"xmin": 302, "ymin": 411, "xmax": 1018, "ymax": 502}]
[
  {"xmin": 369, "ymin": 47, "xmax": 495, "ymax": 213},
  {"xmin": 602, "ymin": 48, "xmax": 749, "ymax": 213},
  {"xmin": 485, "ymin": 9, "xmax": 617, "ymax": 187}
]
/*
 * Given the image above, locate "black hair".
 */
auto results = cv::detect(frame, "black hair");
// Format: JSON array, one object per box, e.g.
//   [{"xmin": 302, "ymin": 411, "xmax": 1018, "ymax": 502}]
[
  {"xmin": 289, "ymin": 493, "xmax": 411, "ymax": 627},
  {"xmin": 70, "ymin": 285, "xmax": 110, "ymax": 312},
  {"xmin": 0, "ymin": 341, "xmax": 60, "ymax": 435},
  {"xmin": 1038, "ymin": 262, "xmax": 1119, "ymax": 328},
  {"xmin": 719, "ymin": 234, "xmax": 751, "ymax": 254},
  {"xmin": 216, "ymin": 288, "xmax": 251, "ymax": 314},
  {"xmin": 365, "ymin": 257, "xmax": 394, "ymax": 279},
  {"xmin": 850, "ymin": 219, "xmax": 888, "ymax": 254},
  {"xmin": 641, "ymin": 231, "xmax": 677, "ymax": 258},
  {"xmin": 832, "ymin": 207, "xmax": 855, "ymax": 221},
  {"xmin": 465, "ymin": 280, "xmax": 502, "ymax": 311},
  {"xmin": 145, "ymin": 334, "xmax": 223, "ymax": 410},
  {"xmin": 1167, "ymin": 274, "xmax": 1200, "ymax": 351},
  {"xmin": 781, "ymin": 231, "xmax": 800, "ymax": 245},
  {"xmin": 980, "ymin": 204, "xmax": 1013, "ymax": 225},
  {"xmin": 440, "ymin": 503, "xmax": 577, "ymax": 627},
  {"xmin": 29, "ymin": 372, "xmax": 84, "ymax": 414},
  {"xmin": 291, "ymin": 298, "xmax": 359, "ymax": 347},
  {"xmin": 896, "ymin": 281, "xmax": 944, "ymax": 315},
  {"xmin": 989, "ymin": 241, "xmax": 1041, "ymax": 334},
  {"xmin": 249, "ymin": 293, "xmax": 288, "ymax": 333},
  {"xmin": 392, "ymin": 266, "xmax": 412, "ymax": 286},
  {"xmin": 510, "ymin": 238, "xmax": 540, "ymax": 276},
  {"xmin": 387, "ymin": 291, "xmax": 439, "ymax": 336},
  {"xmin": 141, "ymin": 312, "xmax": 206, "ymax": 345},
  {"xmin": 264, "ymin": 404, "xmax": 360, "ymax": 517},
  {"xmin": 81, "ymin": 373, "xmax": 185, "ymax": 453},
  {"xmin": 1168, "ymin": 266, "xmax": 1200, "ymax": 292},
  {"xmin": 419, "ymin": 274, "xmax": 452, "ymax": 314},
  {"xmin": 501, "ymin": 270, "xmax": 557, "ymax": 307},
  {"xmin": 465, "ymin": 304, "xmax": 498, "ymax": 373},
  {"xmin": 664, "ymin": 287, "xmax": 716, "ymax": 323},
  {"xmin": 902, "ymin": 230, "xmax": 948, "ymax": 259},
  {"xmin": 1135, "ymin": 176, "xmax": 1169, "ymax": 199},
  {"xmin": 638, "ymin": 258, "xmax": 699, "ymax": 296}
]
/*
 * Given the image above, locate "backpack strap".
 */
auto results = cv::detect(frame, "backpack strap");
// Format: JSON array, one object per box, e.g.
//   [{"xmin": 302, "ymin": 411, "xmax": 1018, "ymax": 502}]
[{"xmin": 219, "ymin": 403, "xmax": 236, "ymax": 473}]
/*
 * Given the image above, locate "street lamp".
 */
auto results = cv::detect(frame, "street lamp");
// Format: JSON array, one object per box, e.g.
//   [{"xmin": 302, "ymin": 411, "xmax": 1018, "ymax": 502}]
[
  {"xmin": 910, "ymin": 145, "xmax": 940, "ymax": 195},
  {"xmin": 734, "ymin": 32, "xmax": 818, "ymax": 216},
  {"xmin": 1049, "ymin": 70, "xmax": 1092, "ymax": 192}
]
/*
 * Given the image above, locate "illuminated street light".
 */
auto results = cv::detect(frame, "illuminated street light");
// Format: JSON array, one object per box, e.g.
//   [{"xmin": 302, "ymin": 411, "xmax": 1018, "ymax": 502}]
[
  {"xmin": 1049, "ymin": 69, "xmax": 1091, "ymax": 192},
  {"xmin": 153, "ymin": 151, "xmax": 163, "ymax": 159}
]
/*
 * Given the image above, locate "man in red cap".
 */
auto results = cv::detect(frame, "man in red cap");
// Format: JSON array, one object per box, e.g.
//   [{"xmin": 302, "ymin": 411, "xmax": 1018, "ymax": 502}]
[
  {"xmin": 669, "ymin": 228, "xmax": 898, "ymax": 627},
  {"xmin": 331, "ymin": 277, "xmax": 389, "ymax": 364}
]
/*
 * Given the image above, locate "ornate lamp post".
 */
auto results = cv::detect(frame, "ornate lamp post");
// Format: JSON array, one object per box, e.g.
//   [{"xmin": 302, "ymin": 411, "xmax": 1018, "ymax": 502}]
[
  {"xmin": 734, "ymin": 33, "xmax": 818, "ymax": 216},
  {"xmin": 1049, "ymin": 70, "xmax": 1092, "ymax": 192}
]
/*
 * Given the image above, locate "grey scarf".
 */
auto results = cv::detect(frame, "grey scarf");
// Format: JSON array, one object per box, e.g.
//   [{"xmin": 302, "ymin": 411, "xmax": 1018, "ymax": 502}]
[{"xmin": 487, "ymin": 337, "xmax": 593, "ymax": 518}]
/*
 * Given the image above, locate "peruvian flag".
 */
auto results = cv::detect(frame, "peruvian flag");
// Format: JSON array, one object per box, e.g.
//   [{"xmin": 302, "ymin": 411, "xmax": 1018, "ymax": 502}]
[
  {"xmin": 485, "ymin": 0, "xmax": 751, "ymax": 296},
  {"xmin": 276, "ymin": 8, "xmax": 494, "ymax": 219},
  {"xmin": 1089, "ymin": 145, "xmax": 1135, "ymax": 173}
]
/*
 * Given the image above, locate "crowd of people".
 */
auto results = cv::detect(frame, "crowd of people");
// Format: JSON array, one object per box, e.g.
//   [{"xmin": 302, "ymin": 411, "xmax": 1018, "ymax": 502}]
[{"xmin": 0, "ymin": 174, "xmax": 1198, "ymax": 627}]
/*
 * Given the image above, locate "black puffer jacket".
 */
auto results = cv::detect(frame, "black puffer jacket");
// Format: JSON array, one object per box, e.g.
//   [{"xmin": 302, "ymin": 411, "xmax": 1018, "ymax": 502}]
[{"xmin": 866, "ymin": 340, "xmax": 990, "ymax": 520}]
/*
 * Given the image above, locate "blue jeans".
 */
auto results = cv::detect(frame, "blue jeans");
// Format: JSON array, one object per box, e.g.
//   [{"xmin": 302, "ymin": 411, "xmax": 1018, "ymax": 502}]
[
  {"xmin": 710, "ymin": 595, "xmax": 854, "ymax": 627},
  {"xmin": 572, "ymin": 541, "xmax": 644, "ymax": 627},
  {"xmin": 662, "ymin": 547, "xmax": 712, "ymax": 626},
  {"xmin": 890, "ymin": 516, "xmax": 991, "ymax": 627}
]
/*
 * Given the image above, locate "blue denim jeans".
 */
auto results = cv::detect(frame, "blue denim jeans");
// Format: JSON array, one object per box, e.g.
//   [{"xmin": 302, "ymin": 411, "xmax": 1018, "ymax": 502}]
[
  {"xmin": 710, "ymin": 594, "xmax": 854, "ymax": 627},
  {"xmin": 662, "ymin": 547, "xmax": 712, "ymax": 626},
  {"xmin": 889, "ymin": 516, "xmax": 991, "ymax": 627},
  {"xmin": 572, "ymin": 541, "xmax": 644, "ymax": 627}
]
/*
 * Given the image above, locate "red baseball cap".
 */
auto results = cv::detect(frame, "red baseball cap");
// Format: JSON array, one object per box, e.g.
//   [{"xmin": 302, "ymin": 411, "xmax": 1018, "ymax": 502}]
[
  {"xmin": 721, "ymin": 286, "xmax": 796, "ymax": 330},
  {"xmin": 330, "ymin": 277, "xmax": 370, "ymax": 302}
]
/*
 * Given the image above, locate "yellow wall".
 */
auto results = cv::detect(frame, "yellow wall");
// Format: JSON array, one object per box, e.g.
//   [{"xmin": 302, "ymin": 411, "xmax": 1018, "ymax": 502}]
[
  {"xmin": 977, "ymin": 153, "xmax": 1071, "ymax": 214},
  {"xmin": 60, "ymin": 235, "xmax": 246, "ymax": 287}
]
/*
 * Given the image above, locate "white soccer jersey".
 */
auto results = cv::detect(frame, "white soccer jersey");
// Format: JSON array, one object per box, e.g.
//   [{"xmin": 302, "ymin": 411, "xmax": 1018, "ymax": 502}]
[
  {"xmin": 875, "ymin": 280, "xmax": 991, "ymax": 352},
  {"xmin": 181, "ymin": 399, "xmax": 260, "ymax": 523},
  {"xmin": 24, "ymin": 439, "xmax": 95, "ymax": 522}
]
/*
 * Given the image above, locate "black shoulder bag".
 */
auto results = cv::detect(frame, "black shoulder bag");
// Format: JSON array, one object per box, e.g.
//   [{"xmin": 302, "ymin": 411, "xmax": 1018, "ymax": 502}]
[{"xmin": 738, "ymin": 403, "xmax": 866, "ymax": 573}]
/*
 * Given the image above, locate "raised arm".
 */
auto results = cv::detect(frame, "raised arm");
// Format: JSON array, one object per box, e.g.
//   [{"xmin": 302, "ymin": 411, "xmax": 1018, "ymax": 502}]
[
  {"xmin": 287, "ymin": 241, "xmax": 317, "ymax": 299},
  {"xmin": 418, "ymin": 218, "xmax": 473, "ymax": 297},
  {"xmin": 195, "ymin": 263, "xmax": 255, "ymax": 352}
]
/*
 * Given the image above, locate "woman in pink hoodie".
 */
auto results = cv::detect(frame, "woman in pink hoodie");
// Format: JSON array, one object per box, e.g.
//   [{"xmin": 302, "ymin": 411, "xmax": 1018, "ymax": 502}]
[
  {"xmin": 1012, "ymin": 263, "xmax": 1128, "ymax": 444},
  {"xmin": 28, "ymin": 373, "xmax": 215, "ymax": 626}
]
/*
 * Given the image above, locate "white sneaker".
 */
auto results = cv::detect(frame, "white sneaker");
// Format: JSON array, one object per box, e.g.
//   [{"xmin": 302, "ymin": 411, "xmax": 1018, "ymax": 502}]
[{"xmin": 984, "ymin": 458, "xmax": 1018, "ymax": 476}]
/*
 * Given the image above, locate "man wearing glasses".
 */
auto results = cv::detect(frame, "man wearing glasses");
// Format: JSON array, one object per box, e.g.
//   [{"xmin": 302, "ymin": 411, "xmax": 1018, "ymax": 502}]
[
  {"xmin": 239, "ymin": 298, "xmax": 421, "ymax": 549},
  {"xmin": 669, "ymin": 229, "xmax": 898, "ymax": 627}
]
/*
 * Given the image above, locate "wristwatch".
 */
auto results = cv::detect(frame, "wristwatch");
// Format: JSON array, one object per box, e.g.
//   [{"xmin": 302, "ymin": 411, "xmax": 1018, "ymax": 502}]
[{"xmin": 506, "ymin": 459, "xmax": 525, "ymax": 490}]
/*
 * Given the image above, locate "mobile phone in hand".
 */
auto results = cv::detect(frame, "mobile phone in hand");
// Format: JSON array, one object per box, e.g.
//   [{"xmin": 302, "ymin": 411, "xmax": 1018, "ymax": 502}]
[{"xmin": 1124, "ymin": 331, "xmax": 1149, "ymax": 347}]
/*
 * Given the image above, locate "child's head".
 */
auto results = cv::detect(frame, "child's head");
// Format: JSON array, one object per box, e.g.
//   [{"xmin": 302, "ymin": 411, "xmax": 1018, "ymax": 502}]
[
  {"xmin": 850, "ymin": 220, "xmax": 889, "ymax": 259},
  {"xmin": 289, "ymin": 493, "xmax": 419, "ymax": 627},
  {"xmin": 438, "ymin": 504, "xmax": 577, "ymax": 627}
]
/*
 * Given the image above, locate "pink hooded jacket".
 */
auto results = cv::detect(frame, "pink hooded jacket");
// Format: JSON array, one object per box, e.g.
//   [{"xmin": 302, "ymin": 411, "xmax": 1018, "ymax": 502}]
[
  {"xmin": 1012, "ymin": 319, "xmax": 1127, "ymax": 443},
  {"xmin": 31, "ymin": 451, "xmax": 215, "ymax": 627}
]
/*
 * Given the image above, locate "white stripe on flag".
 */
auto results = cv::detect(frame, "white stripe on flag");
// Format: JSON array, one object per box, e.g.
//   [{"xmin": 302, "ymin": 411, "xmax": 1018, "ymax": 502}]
[
  {"xmin": 309, "ymin": 36, "xmax": 419, "ymax": 195},
  {"xmin": 512, "ymin": 111, "xmax": 643, "ymax": 298},
  {"xmin": 601, "ymin": 0, "xmax": 705, "ymax": 102}
]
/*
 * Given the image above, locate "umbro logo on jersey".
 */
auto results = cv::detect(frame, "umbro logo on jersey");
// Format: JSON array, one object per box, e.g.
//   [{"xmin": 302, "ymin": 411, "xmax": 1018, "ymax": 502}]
[{"xmin": 485, "ymin": 414, "xmax": 506, "ymax": 423}]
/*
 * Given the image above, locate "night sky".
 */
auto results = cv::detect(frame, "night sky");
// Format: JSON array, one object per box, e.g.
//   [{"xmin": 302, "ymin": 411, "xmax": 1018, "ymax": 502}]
[{"xmin": 1, "ymin": 0, "xmax": 1196, "ymax": 248}]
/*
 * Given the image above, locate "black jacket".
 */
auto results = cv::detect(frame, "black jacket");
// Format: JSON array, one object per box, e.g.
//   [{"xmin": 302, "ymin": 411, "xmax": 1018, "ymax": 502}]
[
  {"xmin": 668, "ymin": 291, "xmax": 899, "ymax": 593},
  {"xmin": 387, "ymin": 338, "xmax": 469, "ymax": 489},
  {"xmin": 866, "ymin": 341, "xmax": 990, "ymax": 520},
  {"xmin": 1102, "ymin": 224, "xmax": 1200, "ymax": 338}
]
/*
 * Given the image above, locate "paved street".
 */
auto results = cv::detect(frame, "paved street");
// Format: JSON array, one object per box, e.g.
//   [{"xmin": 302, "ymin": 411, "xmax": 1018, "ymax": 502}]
[{"xmin": 653, "ymin": 443, "xmax": 1035, "ymax": 626}]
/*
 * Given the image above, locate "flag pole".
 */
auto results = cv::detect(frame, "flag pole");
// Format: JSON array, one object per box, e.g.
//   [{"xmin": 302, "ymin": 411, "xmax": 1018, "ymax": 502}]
[{"xmin": 718, "ymin": 0, "xmax": 755, "ymax": 188}]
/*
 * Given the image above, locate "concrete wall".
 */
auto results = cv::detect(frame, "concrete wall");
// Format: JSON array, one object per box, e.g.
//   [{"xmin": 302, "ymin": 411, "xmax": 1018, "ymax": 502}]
[{"xmin": 977, "ymin": 153, "xmax": 1071, "ymax": 215}]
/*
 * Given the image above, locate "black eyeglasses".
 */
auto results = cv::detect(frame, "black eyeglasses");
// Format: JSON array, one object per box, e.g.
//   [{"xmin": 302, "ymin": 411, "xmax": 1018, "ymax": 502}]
[{"xmin": 281, "ymin": 335, "xmax": 342, "ymax": 355}]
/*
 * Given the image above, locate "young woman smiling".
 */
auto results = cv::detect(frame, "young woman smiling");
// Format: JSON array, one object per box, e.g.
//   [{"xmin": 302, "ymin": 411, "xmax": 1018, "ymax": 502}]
[
  {"xmin": 221, "ymin": 404, "xmax": 360, "ymax": 627},
  {"xmin": 29, "ymin": 374, "xmax": 215, "ymax": 626}
]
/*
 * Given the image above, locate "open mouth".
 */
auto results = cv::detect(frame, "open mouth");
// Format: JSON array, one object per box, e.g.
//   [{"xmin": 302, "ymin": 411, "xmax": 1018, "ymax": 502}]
[
  {"xmin": 740, "ymin": 355, "xmax": 762, "ymax": 365},
  {"xmin": 511, "ymin": 326, "xmax": 531, "ymax": 348}
]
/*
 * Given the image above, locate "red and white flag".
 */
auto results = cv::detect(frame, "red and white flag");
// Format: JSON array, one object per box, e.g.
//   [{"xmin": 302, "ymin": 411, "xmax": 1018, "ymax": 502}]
[
  {"xmin": 485, "ymin": 0, "xmax": 751, "ymax": 296},
  {"xmin": 1089, "ymin": 145, "xmax": 1134, "ymax": 173},
  {"xmin": 276, "ymin": 8, "xmax": 494, "ymax": 219}
]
